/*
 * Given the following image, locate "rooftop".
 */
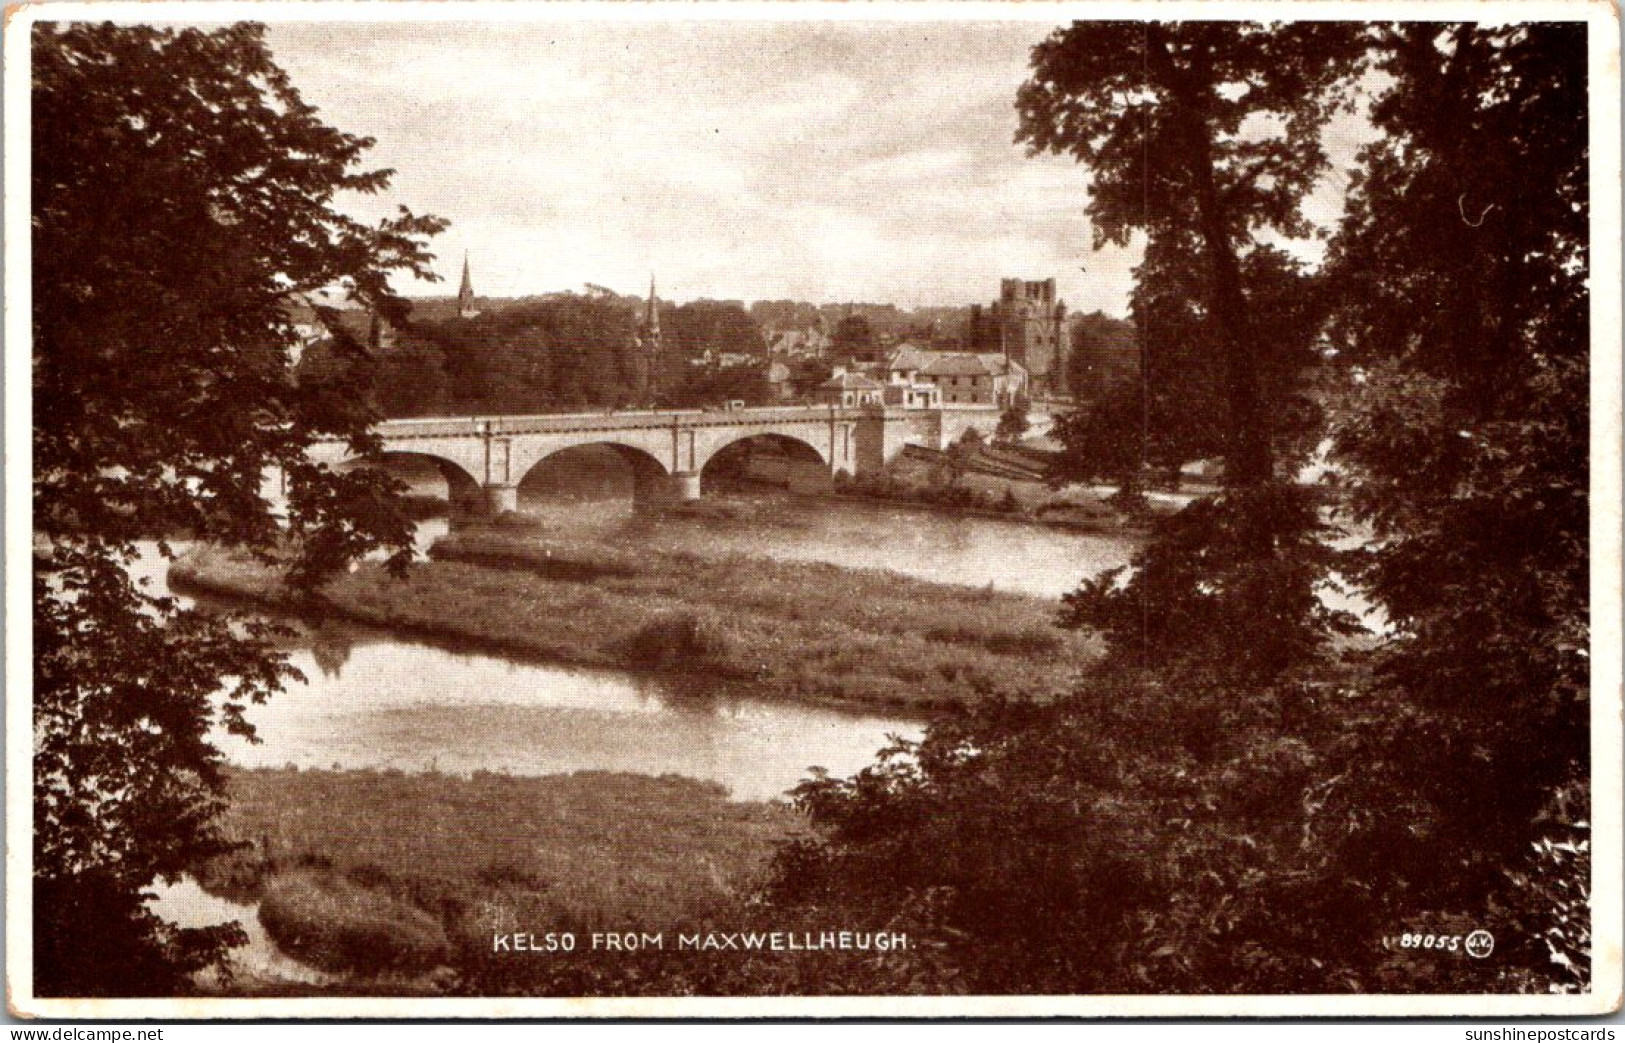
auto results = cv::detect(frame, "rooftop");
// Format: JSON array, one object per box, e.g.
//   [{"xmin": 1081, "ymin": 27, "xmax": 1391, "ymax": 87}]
[
  {"xmin": 821, "ymin": 372, "xmax": 884, "ymax": 390},
  {"xmin": 919, "ymin": 352, "xmax": 1027, "ymax": 378}
]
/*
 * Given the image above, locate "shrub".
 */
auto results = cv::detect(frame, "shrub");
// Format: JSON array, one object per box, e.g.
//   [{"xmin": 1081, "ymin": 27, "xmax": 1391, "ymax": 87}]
[
  {"xmin": 623, "ymin": 614, "xmax": 733, "ymax": 671},
  {"xmin": 257, "ymin": 869, "xmax": 449, "ymax": 975}
]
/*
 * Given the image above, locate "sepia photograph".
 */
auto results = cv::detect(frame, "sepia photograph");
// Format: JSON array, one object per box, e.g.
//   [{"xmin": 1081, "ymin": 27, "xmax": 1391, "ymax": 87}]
[{"xmin": 5, "ymin": 0, "xmax": 1620, "ymax": 1019}]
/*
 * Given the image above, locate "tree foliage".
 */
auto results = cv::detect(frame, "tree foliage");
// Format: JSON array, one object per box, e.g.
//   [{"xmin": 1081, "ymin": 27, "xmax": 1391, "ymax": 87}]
[
  {"xmin": 832, "ymin": 314, "xmax": 878, "ymax": 363},
  {"xmin": 343, "ymin": 296, "xmax": 775, "ymax": 417},
  {"xmin": 664, "ymin": 300, "xmax": 767, "ymax": 361},
  {"xmin": 32, "ymin": 21, "xmax": 443, "ymax": 995},
  {"xmin": 1037, "ymin": 23, "xmax": 1349, "ymax": 498},
  {"xmin": 1066, "ymin": 310, "xmax": 1138, "ymax": 401},
  {"xmin": 994, "ymin": 402, "xmax": 1031, "ymax": 444},
  {"xmin": 1019, "ymin": 20, "xmax": 1365, "ymax": 485},
  {"xmin": 771, "ymin": 20, "xmax": 1590, "ymax": 996},
  {"xmin": 1317, "ymin": 22, "xmax": 1590, "ymax": 983}
]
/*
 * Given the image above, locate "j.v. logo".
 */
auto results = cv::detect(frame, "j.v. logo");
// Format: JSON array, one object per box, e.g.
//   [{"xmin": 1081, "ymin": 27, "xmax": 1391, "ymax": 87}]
[{"xmin": 1465, "ymin": 930, "xmax": 1496, "ymax": 959}]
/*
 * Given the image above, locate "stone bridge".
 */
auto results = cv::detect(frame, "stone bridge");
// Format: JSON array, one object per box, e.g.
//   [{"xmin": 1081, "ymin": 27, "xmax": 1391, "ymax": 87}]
[{"xmin": 307, "ymin": 403, "xmax": 1002, "ymax": 514}]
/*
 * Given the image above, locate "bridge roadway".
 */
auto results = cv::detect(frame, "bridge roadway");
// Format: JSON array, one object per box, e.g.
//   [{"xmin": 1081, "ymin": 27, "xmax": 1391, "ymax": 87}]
[{"xmin": 307, "ymin": 403, "xmax": 1003, "ymax": 514}]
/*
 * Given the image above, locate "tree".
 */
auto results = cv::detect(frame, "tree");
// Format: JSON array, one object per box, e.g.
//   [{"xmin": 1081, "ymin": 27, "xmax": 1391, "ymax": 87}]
[
  {"xmin": 665, "ymin": 299, "xmax": 767, "ymax": 361},
  {"xmin": 1141, "ymin": 239, "xmax": 1327, "ymax": 476},
  {"xmin": 767, "ymin": 20, "xmax": 1592, "ymax": 996},
  {"xmin": 1317, "ymin": 22, "xmax": 1590, "ymax": 985},
  {"xmin": 994, "ymin": 402, "xmax": 1031, "ymax": 444},
  {"xmin": 367, "ymin": 336, "xmax": 452, "ymax": 418},
  {"xmin": 406, "ymin": 294, "xmax": 643, "ymax": 413},
  {"xmin": 1049, "ymin": 382, "xmax": 1146, "ymax": 490},
  {"xmin": 32, "ymin": 22, "xmax": 444, "ymax": 995},
  {"xmin": 667, "ymin": 360, "xmax": 772, "ymax": 410},
  {"xmin": 832, "ymin": 314, "xmax": 877, "ymax": 363},
  {"xmin": 1066, "ymin": 310, "xmax": 1137, "ymax": 401},
  {"xmin": 1018, "ymin": 21, "xmax": 1365, "ymax": 485},
  {"xmin": 942, "ymin": 428, "xmax": 985, "ymax": 490},
  {"xmin": 1022, "ymin": 22, "xmax": 1366, "ymax": 684},
  {"xmin": 1052, "ymin": 246, "xmax": 1222, "ymax": 493}
]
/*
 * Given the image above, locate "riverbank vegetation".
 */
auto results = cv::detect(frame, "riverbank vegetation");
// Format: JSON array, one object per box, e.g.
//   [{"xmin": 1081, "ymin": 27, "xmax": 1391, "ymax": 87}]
[
  {"xmin": 173, "ymin": 534, "xmax": 1095, "ymax": 712},
  {"xmin": 347, "ymin": 295, "xmax": 776, "ymax": 418},
  {"xmin": 198, "ymin": 768, "xmax": 798, "ymax": 988},
  {"xmin": 38, "ymin": 18, "xmax": 1596, "ymax": 1004},
  {"xmin": 831, "ymin": 440, "xmax": 1199, "ymax": 533}
]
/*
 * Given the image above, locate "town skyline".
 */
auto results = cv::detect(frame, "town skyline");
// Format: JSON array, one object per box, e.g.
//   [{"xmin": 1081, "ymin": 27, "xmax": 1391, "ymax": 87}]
[{"xmin": 388, "ymin": 264, "xmax": 1102, "ymax": 318}]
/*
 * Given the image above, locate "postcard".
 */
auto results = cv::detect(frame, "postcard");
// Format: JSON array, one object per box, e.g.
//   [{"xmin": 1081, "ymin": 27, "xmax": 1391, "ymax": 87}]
[{"xmin": 6, "ymin": 0, "xmax": 1620, "ymax": 1019}]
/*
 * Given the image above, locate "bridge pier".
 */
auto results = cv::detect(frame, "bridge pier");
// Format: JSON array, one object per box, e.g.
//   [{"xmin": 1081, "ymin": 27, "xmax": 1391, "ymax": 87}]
[
  {"xmin": 633, "ymin": 470, "xmax": 702, "ymax": 509},
  {"xmin": 482, "ymin": 483, "xmax": 520, "ymax": 515}
]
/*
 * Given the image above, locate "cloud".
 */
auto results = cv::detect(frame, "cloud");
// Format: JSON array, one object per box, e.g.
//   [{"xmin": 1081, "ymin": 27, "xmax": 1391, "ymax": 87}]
[{"xmin": 257, "ymin": 21, "xmax": 1188, "ymax": 315}]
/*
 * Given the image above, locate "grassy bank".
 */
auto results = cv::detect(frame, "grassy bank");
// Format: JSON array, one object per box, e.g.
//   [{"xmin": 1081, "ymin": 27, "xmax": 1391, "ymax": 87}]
[
  {"xmin": 173, "ymin": 535, "xmax": 1096, "ymax": 711},
  {"xmin": 200, "ymin": 767, "xmax": 798, "ymax": 980},
  {"xmin": 837, "ymin": 446, "xmax": 1181, "ymax": 533}
]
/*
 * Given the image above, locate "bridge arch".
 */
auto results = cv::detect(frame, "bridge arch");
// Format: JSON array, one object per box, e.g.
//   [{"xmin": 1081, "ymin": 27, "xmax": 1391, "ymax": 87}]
[
  {"xmin": 698, "ymin": 432, "xmax": 831, "ymax": 494},
  {"xmin": 335, "ymin": 450, "xmax": 485, "ymax": 512},
  {"xmin": 517, "ymin": 441, "xmax": 675, "ymax": 512},
  {"xmin": 518, "ymin": 442, "xmax": 670, "ymax": 487}
]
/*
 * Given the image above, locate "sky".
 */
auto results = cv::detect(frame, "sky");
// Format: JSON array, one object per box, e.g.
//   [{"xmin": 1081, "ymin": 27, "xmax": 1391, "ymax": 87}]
[{"xmin": 260, "ymin": 18, "xmax": 1370, "ymax": 315}]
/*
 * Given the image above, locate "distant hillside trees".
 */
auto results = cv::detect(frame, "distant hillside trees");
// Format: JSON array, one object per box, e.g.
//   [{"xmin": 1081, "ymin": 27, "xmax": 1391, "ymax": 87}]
[
  {"xmin": 832, "ymin": 314, "xmax": 878, "ymax": 362},
  {"xmin": 1067, "ymin": 311, "xmax": 1137, "ymax": 399},
  {"xmin": 749, "ymin": 299, "xmax": 825, "ymax": 331},
  {"xmin": 423, "ymin": 295, "xmax": 645, "ymax": 412},
  {"xmin": 663, "ymin": 300, "xmax": 767, "ymax": 361},
  {"xmin": 321, "ymin": 295, "xmax": 778, "ymax": 417}
]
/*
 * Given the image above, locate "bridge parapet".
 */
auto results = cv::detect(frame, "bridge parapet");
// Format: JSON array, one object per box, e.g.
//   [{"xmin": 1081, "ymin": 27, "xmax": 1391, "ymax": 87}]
[
  {"xmin": 312, "ymin": 403, "xmax": 1002, "ymax": 446},
  {"xmin": 357, "ymin": 405, "xmax": 870, "ymax": 442}
]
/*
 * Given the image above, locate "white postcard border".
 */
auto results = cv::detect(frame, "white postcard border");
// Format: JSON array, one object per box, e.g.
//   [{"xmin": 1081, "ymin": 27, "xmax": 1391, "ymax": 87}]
[{"xmin": 5, "ymin": 0, "xmax": 1619, "ymax": 1020}]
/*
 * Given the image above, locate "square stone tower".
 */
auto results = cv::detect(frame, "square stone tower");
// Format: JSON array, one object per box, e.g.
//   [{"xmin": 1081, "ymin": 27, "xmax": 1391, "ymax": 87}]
[{"xmin": 985, "ymin": 278, "xmax": 1067, "ymax": 396}]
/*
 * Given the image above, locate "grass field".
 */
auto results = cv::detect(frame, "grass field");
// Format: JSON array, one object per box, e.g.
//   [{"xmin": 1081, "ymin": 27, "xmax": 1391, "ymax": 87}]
[{"xmin": 172, "ymin": 534, "xmax": 1097, "ymax": 712}]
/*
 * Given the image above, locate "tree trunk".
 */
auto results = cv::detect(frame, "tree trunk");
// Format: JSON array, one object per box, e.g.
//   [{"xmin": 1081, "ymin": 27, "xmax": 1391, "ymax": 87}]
[{"xmin": 1144, "ymin": 26, "xmax": 1272, "ymax": 487}]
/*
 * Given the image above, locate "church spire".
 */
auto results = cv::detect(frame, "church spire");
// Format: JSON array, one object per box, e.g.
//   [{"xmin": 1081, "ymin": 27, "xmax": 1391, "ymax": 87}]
[
  {"xmin": 636, "ymin": 275, "xmax": 662, "ymax": 405},
  {"xmin": 457, "ymin": 252, "xmax": 475, "ymax": 319},
  {"xmin": 645, "ymin": 275, "xmax": 660, "ymax": 336}
]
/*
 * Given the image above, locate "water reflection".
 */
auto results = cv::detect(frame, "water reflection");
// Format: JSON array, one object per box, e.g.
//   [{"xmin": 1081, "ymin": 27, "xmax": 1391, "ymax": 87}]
[
  {"xmin": 146, "ymin": 877, "xmax": 331, "ymax": 987},
  {"xmin": 307, "ymin": 620, "xmax": 356, "ymax": 679},
  {"xmin": 213, "ymin": 627, "xmax": 921, "ymax": 802},
  {"xmin": 133, "ymin": 485, "xmax": 1139, "ymax": 804}
]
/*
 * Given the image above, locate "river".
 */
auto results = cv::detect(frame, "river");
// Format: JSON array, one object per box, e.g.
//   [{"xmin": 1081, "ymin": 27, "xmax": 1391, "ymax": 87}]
[
  {"xmin": 480, "ymin": 490, "xmax": 1139, "ymax": 600},
  {"xmin": 133, "ymin": 490, "xmax": 1138, "ymax": 804},
  {"xmin": 138, "ymin": 545, "xmax": 918, "ymax": 803}
]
